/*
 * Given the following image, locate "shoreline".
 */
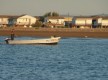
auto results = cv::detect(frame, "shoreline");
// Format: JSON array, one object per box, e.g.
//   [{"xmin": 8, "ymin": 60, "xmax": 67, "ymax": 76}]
[{"xmin": 0, "ymin": 28, "xmax": 108, "ymax": 38}]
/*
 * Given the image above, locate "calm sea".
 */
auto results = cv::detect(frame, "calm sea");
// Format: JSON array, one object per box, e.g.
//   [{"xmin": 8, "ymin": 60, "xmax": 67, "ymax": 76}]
[{"xmin": 0, "ymin": 36, "xmax": 108, "ymax": 80}]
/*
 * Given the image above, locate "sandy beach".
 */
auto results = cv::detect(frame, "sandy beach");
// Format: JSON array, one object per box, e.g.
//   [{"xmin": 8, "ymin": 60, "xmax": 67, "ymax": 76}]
[{"xmin": 0, "ymin": 28, "xmax": 108, "ymax": 38}]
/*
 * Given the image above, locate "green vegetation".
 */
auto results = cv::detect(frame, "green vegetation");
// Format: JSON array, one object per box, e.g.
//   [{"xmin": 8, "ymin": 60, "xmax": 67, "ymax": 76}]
[
  {"xmin": 43, "ymin": 12, "xmax": 59, "ymax": 17},
  {"xmin": 32, "ymin": 21, "xmax": 43, "ymax": 28}
]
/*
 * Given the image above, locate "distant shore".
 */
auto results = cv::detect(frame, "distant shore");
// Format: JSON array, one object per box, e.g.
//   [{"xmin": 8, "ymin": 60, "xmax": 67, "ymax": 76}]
[{"xmin": 0, "ymin": 28, "xmax": 108, "ymax": 38}]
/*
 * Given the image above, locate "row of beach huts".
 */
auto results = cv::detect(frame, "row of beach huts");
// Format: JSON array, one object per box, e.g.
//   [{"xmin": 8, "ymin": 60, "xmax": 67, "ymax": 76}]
[{"xmin": 0, "ymin": 14, "xmax": 108, "ymax": 28}]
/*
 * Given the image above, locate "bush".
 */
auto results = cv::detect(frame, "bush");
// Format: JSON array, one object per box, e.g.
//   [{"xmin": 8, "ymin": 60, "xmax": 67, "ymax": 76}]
[{"xmin": 32, "ymin": 21, "xmax": 43, "ymax": 28}]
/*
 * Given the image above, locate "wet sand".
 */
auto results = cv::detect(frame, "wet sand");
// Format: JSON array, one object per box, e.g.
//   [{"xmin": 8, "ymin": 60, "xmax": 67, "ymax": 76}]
[{"xmin": 0, "ymin": 28, "xmax": 108, "ymax": 38}]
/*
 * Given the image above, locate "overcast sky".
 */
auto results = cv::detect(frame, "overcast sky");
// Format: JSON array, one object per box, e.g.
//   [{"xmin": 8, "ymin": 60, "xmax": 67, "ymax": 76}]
[{"xmin": 0, "ymin": 0, "xmax": 108, "ymax": 16}]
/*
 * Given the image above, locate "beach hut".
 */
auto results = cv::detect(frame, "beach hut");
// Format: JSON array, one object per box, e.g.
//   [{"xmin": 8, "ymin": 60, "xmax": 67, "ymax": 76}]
[
  {"xmin": 8, "ymin": 14, "xmax": 37, "ymax": 27},
  {"xmin": 101, "ymin": 17, "xmax": 108, "ymax": 28},
  {"xmin": 44, "ymin": 16, "xmax": 65, "ymax": 28},
  {"xmin": 0, "ymin": 15, "xmax": 10, "ymax": 27},
  {"xmin": 72, "ymin": 16, "xmax": 92, "ymax": 28}
]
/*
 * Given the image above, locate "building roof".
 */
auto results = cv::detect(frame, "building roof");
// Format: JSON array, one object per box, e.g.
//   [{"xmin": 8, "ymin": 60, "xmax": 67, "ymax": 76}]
[
  {"xmin": 9, "ymin": 15, "xmax": 20, "ymax": 19},
  {"xmin": 9, "ymin": 14, "xmax": 37, "ymax": 19},
  {"xmin": 75, "ymin": 16, "xmax": 91, "ymax": 18},
  {"xmin": 102, "ymin": 17, "xmax": 108, "ymax": 20},
  {"xmin": 0, "ymin": 15, "xmax": 16, "ymax": 18},
  {"xmin": 47, "ymin": 16, "xmax": 64, "ymax": 19}
]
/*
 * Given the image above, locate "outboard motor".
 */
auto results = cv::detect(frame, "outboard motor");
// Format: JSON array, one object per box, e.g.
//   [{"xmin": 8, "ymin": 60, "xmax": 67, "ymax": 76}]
[{"xmin": 5, "ymin": 38, "xmax": 10, "ymax": 44}]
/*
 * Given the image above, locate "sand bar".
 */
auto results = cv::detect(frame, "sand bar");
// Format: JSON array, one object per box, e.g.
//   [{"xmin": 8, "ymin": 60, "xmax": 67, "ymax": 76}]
[{"xmin": 0, "ymin": 28, "xmax": 108, "ymax": 38}]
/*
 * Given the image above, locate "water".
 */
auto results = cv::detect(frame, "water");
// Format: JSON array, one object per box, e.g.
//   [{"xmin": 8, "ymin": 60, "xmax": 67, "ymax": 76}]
[{"xmin": 0, "ymin": 36, "xmax": 108, "ymax": 80}]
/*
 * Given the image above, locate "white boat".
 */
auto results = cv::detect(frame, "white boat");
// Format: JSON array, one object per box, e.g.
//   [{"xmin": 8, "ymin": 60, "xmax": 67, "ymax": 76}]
[{"xmin": 5, "ymin": 36, "xmax": 61, "ymax": 45}]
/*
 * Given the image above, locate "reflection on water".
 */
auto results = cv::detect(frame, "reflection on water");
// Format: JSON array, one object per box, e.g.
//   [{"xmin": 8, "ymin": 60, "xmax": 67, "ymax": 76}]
[{"xmin": 0, "ymin": 36, "xmax": 108, "ymax": 80}]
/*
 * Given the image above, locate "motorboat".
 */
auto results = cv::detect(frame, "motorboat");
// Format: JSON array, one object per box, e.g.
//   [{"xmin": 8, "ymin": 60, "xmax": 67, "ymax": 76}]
[{"xmin": 5, "ymin": 36, "xmax": 61, "ymax": 45}]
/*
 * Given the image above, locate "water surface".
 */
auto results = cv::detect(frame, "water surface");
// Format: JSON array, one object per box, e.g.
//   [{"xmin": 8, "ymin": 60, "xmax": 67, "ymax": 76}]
[{"xmin": 0, "ymin": 36, "xmax": 108, "ymax": 80}]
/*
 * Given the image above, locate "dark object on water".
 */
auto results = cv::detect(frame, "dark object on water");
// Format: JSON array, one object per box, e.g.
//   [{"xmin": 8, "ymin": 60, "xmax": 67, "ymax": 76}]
[
  {"xmin": 10, "ymin": 29, "xmax": 15, "ymax": 40},
  {"xmin": 5, "ymin": 38, "xmax": 11, "ymax": 44},
  {"xmin": 11, "ymin": 33, "xmax": 14, "ymax": 40}
]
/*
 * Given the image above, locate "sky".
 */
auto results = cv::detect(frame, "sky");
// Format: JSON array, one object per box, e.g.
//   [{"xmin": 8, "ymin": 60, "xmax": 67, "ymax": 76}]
[{"xmin": 0, "ymin": 0, "xmax": 108, "ymax": 16}]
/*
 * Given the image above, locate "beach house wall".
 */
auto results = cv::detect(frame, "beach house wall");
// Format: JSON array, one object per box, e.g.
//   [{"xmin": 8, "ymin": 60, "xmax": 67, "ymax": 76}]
[
  {"xmin": 44, "ymin": 16, "xmax": 65, "ymax": 28},
  {"xmin": 97, "ymin": 18, "xmax": 102, "ymax": 25},
  {"xmin": 72, "ymin": 16, "xmax": 92, "ymax": 28},
  {"xmin": 64, "ymin": 16, "xmax": 73, "ymax": 27},
  {"xmin": 0, "ymin": 15, "xmax": 9, "ymax": 27},
  {"xmin": 15, "ymin": 15, "xmax": 36, "ymax": 27},
  {"xmin": 101, "ymin": 17, "xmax": 108, "ymax": 28},
  {"xmin": 93, "ymin": 17, "xmax": 108, "ymax": 28}
]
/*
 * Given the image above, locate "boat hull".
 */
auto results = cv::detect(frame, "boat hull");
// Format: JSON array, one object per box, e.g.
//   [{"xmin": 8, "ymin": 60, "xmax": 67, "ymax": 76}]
[{"xmin": 5, "ymin": 37, "xmax": 61, "ymax": 45}]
